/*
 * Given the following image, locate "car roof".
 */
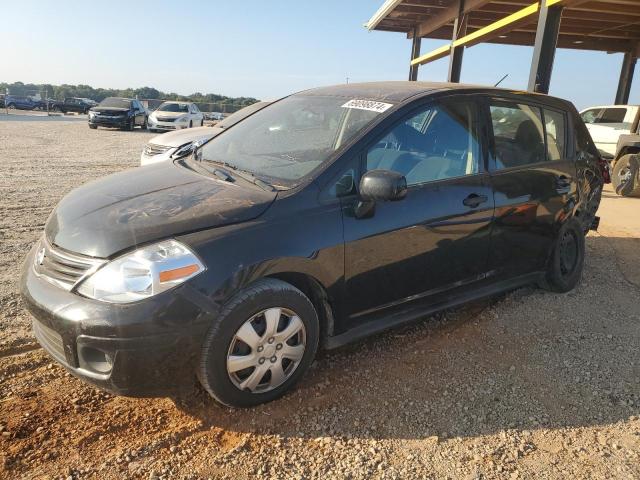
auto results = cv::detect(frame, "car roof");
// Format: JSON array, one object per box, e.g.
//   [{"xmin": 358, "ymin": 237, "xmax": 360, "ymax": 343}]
[{"xmin": 296, "ymin": 81, "xmax": 573, "ymax": 110}]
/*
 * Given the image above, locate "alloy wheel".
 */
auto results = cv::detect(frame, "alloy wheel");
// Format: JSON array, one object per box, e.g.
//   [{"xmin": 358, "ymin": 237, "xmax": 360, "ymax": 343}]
[
  {"xmin": 226, "ymin": 307, "xmax": 306, "ymax": 393},
  {"xmin": 618, "ymin": 166, "xmax": 632, "ymax": 186}
]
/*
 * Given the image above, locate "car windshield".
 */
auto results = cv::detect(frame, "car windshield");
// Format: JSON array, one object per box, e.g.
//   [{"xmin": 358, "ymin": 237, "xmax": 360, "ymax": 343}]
[
  {"xmin": 158, "ymin": 103, "xmax": 189, "ymax": 113},
  {"xmin": 99, "ymin": 98, "xmax": 131, "ymax": 109},
  {"xmin": 200, "ymin": 95, "xmax": 388, "ymax": 186},
  {"xmin": 217, "ymin": 102, "xmax": 269, "ymax": 128}
]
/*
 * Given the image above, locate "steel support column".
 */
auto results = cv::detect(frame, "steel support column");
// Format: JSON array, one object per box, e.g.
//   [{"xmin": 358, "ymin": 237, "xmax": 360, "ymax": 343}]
[
  {"xmin": 448, "ymin": 0, "xmax": 467, "ymax": 83},
  {"xmin": 615, "ymin": 52, "xmax": 637, "ymax": 105},
  {"xmin": 527, "ymin": 0, "xmax": 563, "ymax": 94},
  {"xmin": 409, "ymin": 28, "xmax": 422, "ymax": 81}
]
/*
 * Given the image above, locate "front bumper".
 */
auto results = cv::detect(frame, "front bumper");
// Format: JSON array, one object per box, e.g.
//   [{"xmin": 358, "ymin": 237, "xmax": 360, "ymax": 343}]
[
  {"xmin": 20, "ymin": 245, "xmax": 212, "ymax": 396},
  {"xmin": 89, "ymin": 115, "xmax": 129, "ymax": 128}
]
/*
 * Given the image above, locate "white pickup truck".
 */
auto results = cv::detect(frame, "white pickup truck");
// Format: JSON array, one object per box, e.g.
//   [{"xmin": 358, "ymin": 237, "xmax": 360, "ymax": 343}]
[{"xmin": 580, "ymin": 105, "xmax": 639, "ymax": 158}]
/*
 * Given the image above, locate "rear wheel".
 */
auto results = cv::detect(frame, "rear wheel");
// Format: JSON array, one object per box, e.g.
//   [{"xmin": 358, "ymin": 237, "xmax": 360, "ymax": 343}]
[
  {"xmin": 198, "ymin": 278, "xmax": 319, "ymax": 407},
  {"xmin": 89, "ymin": 124, "xmax": 97, "ymax": 129},
  {"xmin": 612, "ymin": 154, "xmax": 640, "ymax": 197},
  {"xmin": 540, "ymin": 218, "xmax": 585, "ymax": 293},
  {"xmin": 7, "ymin": 103, "xmax": 15, "ymax": 109}
]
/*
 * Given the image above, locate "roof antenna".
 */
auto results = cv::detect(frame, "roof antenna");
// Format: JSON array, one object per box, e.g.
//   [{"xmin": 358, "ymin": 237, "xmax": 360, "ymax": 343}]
[{"xmin": 494, "ymin": 74, "xmax": 509, "ymax": 87}]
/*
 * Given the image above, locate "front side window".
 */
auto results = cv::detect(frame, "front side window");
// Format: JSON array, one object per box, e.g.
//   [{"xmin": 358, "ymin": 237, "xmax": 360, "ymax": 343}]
[
  {"xmin": 366, "ymin": 100, "xmax": 480, "ymax": 186},
  {"xmin": 580, "ymin": 108, "xmax": 601, "ymax": 124},
  {"xmin": 544, "ymin": 109, "xmax": 566, "ymax": 161},
  {"xmin": 490, "ymin": 102, "xmax": 546, "ymax": 169},
  {"xmin": 200, "ymin": 95, "xmax": 385, "ymax": 186}
]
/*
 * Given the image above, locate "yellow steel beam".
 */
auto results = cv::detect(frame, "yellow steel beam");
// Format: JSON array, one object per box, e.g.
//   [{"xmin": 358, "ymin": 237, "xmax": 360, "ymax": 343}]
[{"xmin": 410, "ymin": 0, "xmax": 564, "ymax": 67}]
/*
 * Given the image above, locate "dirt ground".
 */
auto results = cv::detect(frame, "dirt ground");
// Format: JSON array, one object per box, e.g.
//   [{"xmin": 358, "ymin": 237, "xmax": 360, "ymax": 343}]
[{"xmin": 1, "ymin": 116, "xmax": 639, "ymax": 480}]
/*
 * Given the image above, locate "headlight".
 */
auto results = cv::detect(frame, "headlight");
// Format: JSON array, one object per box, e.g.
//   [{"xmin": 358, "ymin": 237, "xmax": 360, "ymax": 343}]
[
  {"xmin": 76, "ymin": 240, "xmax": 205, "ymax": 303},
  {"xmin": 88, "ymin": 111, "xmax": 96, "ymax": 118},
  {"xmin": 171, "ymin": 142, "xmax": 195, "ymax": 158}
]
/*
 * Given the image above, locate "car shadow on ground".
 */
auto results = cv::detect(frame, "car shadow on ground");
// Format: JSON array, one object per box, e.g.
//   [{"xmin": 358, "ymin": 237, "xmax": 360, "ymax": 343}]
[{"xmin": 173, "ymin": 235, "xmax": 640, "ymax": 443}]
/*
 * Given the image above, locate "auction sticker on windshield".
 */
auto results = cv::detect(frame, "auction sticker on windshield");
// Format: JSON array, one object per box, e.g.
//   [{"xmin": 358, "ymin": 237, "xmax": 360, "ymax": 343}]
[{"xmin": 341, "ymin": 99, "xmax": 393, "ymax": 113}]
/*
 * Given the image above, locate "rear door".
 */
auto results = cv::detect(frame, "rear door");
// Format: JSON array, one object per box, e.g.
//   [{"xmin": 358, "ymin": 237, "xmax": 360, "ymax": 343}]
[
  {"xmin": 486, "ymin": 98, "xmax": 577, "ymax": 278},
  {"xmin": 341, "ymin": 96, "xmax": 494, "ymax": 320}
]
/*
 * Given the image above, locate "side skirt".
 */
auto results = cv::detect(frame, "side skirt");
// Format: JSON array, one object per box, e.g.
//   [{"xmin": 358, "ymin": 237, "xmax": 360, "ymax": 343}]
[{"xmin": 325, "ymin": 272, "xmax": 543, "ymax": 350}]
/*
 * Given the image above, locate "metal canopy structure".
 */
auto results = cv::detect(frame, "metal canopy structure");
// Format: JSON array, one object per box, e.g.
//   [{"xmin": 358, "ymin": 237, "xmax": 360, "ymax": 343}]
[{"xmin": 366, "ymin": 0, "xmax": 640, "ymax": 103}]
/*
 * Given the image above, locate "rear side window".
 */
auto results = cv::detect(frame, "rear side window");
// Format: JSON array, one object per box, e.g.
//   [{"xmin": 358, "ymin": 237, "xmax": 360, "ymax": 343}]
[
  {"xmin": 490, "ymin": 102, "xmax": 546, "ymax": 169},
  {"xmin": 599, "ymin": 108, "xmax": 626, "ymax": 123},
  {"xmin": 366, "ymin": 100, "xmax": 481, "ymax": 186},
  {"xmin": 543, "ymin": 109, "xmax": 566, "ymax": 161}
]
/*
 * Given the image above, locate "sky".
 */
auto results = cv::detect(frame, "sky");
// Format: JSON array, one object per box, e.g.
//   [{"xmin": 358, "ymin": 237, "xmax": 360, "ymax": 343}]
[{"xmin": 1, "ymin": 0, "xmax": 637, "ymax": 110}]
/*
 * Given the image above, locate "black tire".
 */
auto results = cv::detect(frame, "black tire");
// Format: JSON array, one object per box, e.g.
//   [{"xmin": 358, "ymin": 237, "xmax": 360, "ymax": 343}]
[
  {"xmin": 200, "ymin": 119, "xmax": 204, "ymax": 127},
  {"xmin": 198, "ymin": 278, "xmax": 319, "ymax": 407},
  {"xmin": 540, "ymin": 218, "xmax": 585, "ymax": 293},
  {"xmin": 127, "ymin": 118, "xmax": 135, "ymax": 131},
  {"xmin": 89, "ymin": 124, "xmax": 97, "ymax": 129},
  {"xmin": 141, "ymin": 116, "xmax": 147, "ymax": 130},
  {"xmin": 612, "ymin": 154, "xmax": 640, "ymax": 197},
  {"xmin": 189, "ymin": 120, "xmax": 193, "ymax": 128},
  {"xmin": 52, "ymin": 106, "xmax": 62, "ymax": 113},
  {"xmin": 7, "ymin": 103, "xmax": 15, "ymax": 109}
]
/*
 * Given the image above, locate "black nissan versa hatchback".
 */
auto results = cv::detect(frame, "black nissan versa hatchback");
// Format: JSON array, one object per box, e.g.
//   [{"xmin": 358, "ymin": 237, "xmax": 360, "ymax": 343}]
[{"xmin": 21, "ymin": 82, "xmax": 604, "ymax": 407}]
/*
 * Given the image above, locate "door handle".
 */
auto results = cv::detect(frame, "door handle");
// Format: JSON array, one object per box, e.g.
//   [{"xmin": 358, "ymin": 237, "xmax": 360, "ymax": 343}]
[{"xmin": 463, "ymin": 193, "xmax": 488, "ymax": 208}]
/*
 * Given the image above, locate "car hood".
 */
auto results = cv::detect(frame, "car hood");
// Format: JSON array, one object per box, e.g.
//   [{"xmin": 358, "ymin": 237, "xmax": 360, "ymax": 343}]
[
  {"xmin": 45, "ymin": 161, "xmax": 277, "ymax": 258},
  {"xmin": 153, "ymin": 111, "xmax": 185, "ymax": 119},
  {"xmin": 92, "ymin": 106, "xmax": 129, "ymax": 113},
  {"xmin": 148, "ymin": 126, "xmax": 222, "ymax": 148}
]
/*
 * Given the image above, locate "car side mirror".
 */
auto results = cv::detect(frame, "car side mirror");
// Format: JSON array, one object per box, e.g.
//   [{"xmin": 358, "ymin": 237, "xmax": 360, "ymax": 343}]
[
  {"xmin": 355, "ymin": 170, "xmax": 407, "ymax": 219},
  {"xmin": 360, "ymin": 169, "xmax": 407, "ymax": 202}
]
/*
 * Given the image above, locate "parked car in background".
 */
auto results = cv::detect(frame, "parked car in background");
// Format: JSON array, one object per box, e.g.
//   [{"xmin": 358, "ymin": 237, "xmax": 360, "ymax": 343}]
[
  {"xmin": 609, "ymin": 113, "xmax": 640, "ymax": 197},
  {"xmin": 148, "ymin": 102, "xmax": 204, "ymax": 132},
  {"xmin": 88, "ymin": 97, "xmax": 147, "ymax": 130},
  {"xmin": 22, "ymin": 82, "xmax": 604, "ymax": 407},
  {"xmin": 50, "ymin": 97, "xmax": 93, "ymax": 114},
  {"xmin": 4, "ymin": 95, "xmax": 37, "ymax": 110},
  {"xmin": 580, "ymin": 105, "xmax": 639, "ymax": 158},
  {"xmin": 140, "ymin": 101, "xmax": 271, "ymax": 165},
  {"xmin": 206, "ymin": 112, "xmax": 224, "ymax": 121}
]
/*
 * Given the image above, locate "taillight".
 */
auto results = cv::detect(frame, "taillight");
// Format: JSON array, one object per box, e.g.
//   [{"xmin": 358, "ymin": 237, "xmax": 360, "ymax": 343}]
[{"xmin": 597, "ymin": 157, "xmax": 611, "ymax": 184}]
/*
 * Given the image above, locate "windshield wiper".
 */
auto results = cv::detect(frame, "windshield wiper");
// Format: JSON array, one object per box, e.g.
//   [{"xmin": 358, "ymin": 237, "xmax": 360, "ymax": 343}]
[{"xmin": 201, "ymin": 158, "xmax": 275, "ymax": 192}]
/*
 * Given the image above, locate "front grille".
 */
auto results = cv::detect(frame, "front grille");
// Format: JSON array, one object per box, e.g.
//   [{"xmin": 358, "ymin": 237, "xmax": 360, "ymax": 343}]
[
  {"xmin": 33, "ymin": 319, "xmax": 67, "ymax": 364},
  {"xmin": 144, "ymin": 143, "xmax": 171, "ymax": 156},
  {"xmin": 156, "ymin": 117, "xmax": 177, "ymax": 123},
  {"xmin": 33, "ymin": 238, "xmax": 105, "ymax": 291}
]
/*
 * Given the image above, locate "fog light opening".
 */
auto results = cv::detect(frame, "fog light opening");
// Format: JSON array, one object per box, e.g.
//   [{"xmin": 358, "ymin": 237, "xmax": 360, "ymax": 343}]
[{"xmin": 79, "ymin": 346, "xmax": 113, "ymax": 374}]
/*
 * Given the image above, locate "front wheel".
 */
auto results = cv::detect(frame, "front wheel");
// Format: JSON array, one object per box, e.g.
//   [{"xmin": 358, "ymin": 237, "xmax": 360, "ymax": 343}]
[
  {"xmin": 7, "ymin": 103, "xmax": 15, "ymax": 109},
  {"xmin": 89, "ymin": 124, "xmax": 97, "ymax": 129},
  {"xmin": 612, "ymin": 154, "xmax": 640, "ymax": 197},
  {"xmin": 127, "ymin": 118, "xmax": 135, "ymax": 131},
  {"xmin": 198, "ymin": 278, "xmax": 319, "ymax": 407},
  {"xmin": 540, "ymin": 218, "xmax": 585, "ymax": 293}
]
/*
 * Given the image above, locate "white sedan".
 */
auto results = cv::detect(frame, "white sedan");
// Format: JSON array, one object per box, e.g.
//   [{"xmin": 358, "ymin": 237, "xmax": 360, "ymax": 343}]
[
  {"xmin": 140, "ymin": 101, "xmax": 271, "ymax": 166},
  {"xmin": 148, "ymin": 101, "xmax": 204, "ymax": 132}
]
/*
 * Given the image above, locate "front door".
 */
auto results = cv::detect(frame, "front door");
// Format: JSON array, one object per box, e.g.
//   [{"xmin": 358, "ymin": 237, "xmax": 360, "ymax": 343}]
[
  {"xmin": 486, "ymin": 98, "xmax": 578, "ymax": 278},
  {"xmin": 342, "ymin": 97, "xmax": 494, "ymax": 321}
]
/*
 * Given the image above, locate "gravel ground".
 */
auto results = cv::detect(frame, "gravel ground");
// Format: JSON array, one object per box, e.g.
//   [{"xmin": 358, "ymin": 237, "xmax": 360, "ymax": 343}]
[{"xmin": 1, "ymin": 116, "xmax": 639, "ymax": 480}]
